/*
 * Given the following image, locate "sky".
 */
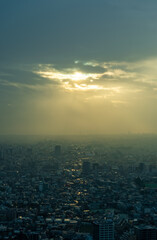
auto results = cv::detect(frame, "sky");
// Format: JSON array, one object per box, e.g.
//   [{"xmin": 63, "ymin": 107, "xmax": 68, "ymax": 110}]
[{"xmin": 1, "ymin": 0, "xmax": 157, "ymax": 135}]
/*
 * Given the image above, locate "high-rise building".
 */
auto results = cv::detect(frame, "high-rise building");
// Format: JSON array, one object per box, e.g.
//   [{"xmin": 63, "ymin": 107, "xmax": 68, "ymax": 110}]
[
  {"xmin": 93, "ymin": 219, "xmax": 115, "ymax": 240},
  {"xmin": 135, "ymin": 225, "xmax": 157, "ymax": 240}
]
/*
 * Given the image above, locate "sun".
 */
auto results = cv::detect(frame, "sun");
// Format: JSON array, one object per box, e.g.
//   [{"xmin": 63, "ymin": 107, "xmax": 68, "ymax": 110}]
[{"xmin": 70, "ymin": 72, "xmax": 89, "ymax": 81}]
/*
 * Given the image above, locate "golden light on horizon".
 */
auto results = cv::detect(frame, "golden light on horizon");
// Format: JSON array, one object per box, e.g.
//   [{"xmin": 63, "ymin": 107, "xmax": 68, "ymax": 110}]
[
  {"xmin": 63, "ymin": 83, "xmax": 122, "ymax": 92},
  {"xmin": 64, "ymin": 83, "xmax": 104, "ymax": 91}
]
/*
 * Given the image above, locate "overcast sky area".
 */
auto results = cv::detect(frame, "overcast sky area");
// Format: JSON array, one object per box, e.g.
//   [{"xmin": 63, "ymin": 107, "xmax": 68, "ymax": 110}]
[{"xmin": 1, "ymin": 0, "xmax": 157, "ymax": 135}]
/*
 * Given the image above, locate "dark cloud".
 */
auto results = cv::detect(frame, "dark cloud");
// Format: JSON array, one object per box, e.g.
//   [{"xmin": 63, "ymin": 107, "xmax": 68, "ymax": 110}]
[
  {"xmin": 0, "ymin": 66, "xmax": 60, "ymax": 89},
  {"xmin": 1, "ymin": 0, "xmax": 157, "ymax": 65}
]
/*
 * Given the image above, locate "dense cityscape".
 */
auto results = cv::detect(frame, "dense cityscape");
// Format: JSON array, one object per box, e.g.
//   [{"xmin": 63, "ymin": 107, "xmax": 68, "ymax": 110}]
[{"xmin": 0, "ymin": 135, "xmax": 156, "ymax": 239}]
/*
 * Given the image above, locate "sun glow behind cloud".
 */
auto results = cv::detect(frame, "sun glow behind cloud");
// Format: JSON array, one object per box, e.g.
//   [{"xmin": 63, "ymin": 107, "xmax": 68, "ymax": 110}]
[
  {"xmin": 34, "ymin": 64, "xmax": 123, "ymax": 92},
  {"xmin": 32, "ymin": 59, "xmax": 157, "ymax": 98},
  {"xmin": 35, "ymin": 66, "xmax": 106, "ymax": 91},
  {"xmin": 36, "ymin": 69, "xmax": 102, "ymax": 81}
]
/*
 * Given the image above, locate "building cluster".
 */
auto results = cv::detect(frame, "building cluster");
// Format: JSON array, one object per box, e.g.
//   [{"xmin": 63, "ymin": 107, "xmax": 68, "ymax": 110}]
[{"xmin": 0, "ymin": 139, "xmax": 156, "ymax": 239}]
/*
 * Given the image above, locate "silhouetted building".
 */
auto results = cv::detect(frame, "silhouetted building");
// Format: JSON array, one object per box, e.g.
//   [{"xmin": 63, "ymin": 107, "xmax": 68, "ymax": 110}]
[
  {"xmin": 15, "ymin": 231, "xmax": 29, "ymax": 240},
  {"xmin": 135, "ymin": 225, "xmax": 157, "ymax": 240},
  {"xmin": 93, "ymin": 219, "xmax": 115, "ymax": 240},
  {"xmin": 28, "ymin": 232, "xmax": 39, "ymax": 240}
]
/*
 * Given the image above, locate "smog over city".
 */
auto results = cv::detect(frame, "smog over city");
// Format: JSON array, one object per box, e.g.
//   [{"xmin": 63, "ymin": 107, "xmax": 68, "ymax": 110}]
[{"xmin": 0, "ymin": 1, "xmax": 157, "ymax": 240}]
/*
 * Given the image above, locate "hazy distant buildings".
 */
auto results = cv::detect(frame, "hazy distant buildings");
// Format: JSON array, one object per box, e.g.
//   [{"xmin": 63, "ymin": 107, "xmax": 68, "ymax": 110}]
[
  {"xmin": 93, "ymin": 163, "xmax": 99, "ymax": 171},
  {"xmin": 138, "ymin": 162, "xmax": 146, "ymax": 173},
  {"xmin": 54, "ymin": 145, "xmax": 61, "ymax": 156},
  {"xmin": 82, "ymin": 160, "xmax": 91, "ymax": 175},
  {"xmin": 0, "ymin": 149, "xmax": 4, "ymax": 161}
]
